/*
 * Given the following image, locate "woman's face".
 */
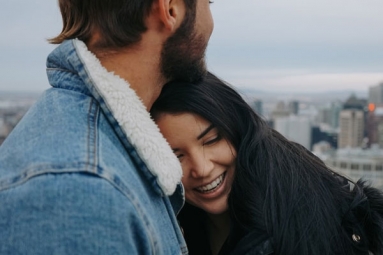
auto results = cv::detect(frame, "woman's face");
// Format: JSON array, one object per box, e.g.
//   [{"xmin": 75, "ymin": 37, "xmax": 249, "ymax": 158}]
[{"xmin": 156, "ymin": 112, "xmax": 236, "ymax": 215}]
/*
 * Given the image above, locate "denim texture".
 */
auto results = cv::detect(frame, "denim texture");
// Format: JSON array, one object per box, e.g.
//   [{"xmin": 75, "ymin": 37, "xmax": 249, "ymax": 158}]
[{"xmin": 0, "ymin": 40, "xmax": 187, "ymax": 255}]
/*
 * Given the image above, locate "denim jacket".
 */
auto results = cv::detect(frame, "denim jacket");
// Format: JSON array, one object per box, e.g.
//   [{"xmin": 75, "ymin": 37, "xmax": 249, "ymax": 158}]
[{"xmin": 0, "ymin": 39, "xmax": 187, "ymax": 255}]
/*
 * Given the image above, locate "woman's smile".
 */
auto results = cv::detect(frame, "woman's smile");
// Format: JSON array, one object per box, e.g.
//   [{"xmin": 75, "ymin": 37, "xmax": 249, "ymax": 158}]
[{"xmin": 195, "ymin": 172, "xmax": 226, "ymax": 193}]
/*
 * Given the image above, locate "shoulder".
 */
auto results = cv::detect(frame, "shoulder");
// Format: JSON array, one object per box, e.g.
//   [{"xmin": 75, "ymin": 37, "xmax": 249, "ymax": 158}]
[
  {"xmin": 0, "ymin": 172, "xmax": 155, "ymax": 254},
  {"xmin": 0, "ymin": 88, "xmax": 97, "ymax": 171},
  {"xmin": 0, "ymin": 88, "xmax": 131, "ymax": 188}
]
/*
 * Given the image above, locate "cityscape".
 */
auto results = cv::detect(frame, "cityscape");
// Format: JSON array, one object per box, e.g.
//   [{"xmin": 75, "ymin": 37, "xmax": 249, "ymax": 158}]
[
  {"xmin": 0, "ymin": 91, "xmax": 40, "ymax": 145},
  {"xmin": 243, "ymin": 82, "xmax": 383, "ymax": 189},
  {"xmin": 1, "ymin": 82, "xmax": 383, "ymax": 188}
]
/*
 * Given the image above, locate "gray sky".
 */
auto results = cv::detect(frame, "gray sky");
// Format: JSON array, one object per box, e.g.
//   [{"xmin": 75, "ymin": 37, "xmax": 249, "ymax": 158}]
[{"xmin": 1, "ymin": 0, "xmax": 382, "ymax": 93}]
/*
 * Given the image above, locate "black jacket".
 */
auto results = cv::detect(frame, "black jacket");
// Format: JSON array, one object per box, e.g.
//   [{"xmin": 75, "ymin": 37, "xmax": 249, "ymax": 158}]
[
  {"xmin": 178, "ymin": 203, "xmax": 274, "ymax": 255},
  {"xmin": 219, "ymin": 231, "xmax": 273, "ymax": 255}
]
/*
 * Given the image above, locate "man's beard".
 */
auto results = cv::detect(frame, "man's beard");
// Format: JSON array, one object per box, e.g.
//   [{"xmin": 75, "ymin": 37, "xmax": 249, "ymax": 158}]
[{"xmin": 160, "ymin": 6, "xmax": 208, "ymax": 83}]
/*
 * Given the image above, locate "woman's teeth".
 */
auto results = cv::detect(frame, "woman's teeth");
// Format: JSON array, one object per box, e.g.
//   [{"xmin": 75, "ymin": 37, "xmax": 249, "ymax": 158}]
[{"xmin": 196, "ymin": 173, "xmax": 225, "ymax": 193}]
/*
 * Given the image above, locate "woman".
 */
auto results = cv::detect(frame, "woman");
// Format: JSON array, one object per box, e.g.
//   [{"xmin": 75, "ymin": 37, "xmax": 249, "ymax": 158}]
[{"xmin": 151, "ymin": 72, "xmax": 383, "ymax": 255}]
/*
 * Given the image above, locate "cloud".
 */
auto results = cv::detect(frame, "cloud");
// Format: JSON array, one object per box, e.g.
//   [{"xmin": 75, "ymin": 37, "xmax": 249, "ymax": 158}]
[
  {"xmin": 205, "ymin": 0, "xmax": 383, "ymax": 93},
  {"xmin": 210, "ymin": 0, "xmax": 383, "ymax": 46},
  {"xmin": 1, "ymin": 0, "xmax": 383, "ymax": 92}
]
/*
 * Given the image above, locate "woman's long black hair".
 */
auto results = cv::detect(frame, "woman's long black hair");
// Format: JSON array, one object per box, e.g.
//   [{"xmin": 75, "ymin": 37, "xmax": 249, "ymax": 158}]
[{"xmin": 151, "ymin": 72, "xmax": 383, "ymax": 255}]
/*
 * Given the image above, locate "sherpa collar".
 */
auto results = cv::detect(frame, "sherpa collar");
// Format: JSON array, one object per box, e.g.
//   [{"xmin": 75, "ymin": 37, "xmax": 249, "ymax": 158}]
[{"xmin": 73, "ymin": 39, "xmax": 182, "ymax": 196}]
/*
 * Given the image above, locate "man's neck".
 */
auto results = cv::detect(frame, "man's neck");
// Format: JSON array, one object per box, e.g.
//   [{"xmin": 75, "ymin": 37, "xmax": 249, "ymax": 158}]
[{"xmin": 89, "ymin": 41, "xmax": 167, "ymax": 111}]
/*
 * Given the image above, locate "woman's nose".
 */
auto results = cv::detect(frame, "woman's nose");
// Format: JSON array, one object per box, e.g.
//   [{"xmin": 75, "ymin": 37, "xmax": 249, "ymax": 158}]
[{"xmin": 189, "ymin": 151, "xmax": 214, "ymax": 179}]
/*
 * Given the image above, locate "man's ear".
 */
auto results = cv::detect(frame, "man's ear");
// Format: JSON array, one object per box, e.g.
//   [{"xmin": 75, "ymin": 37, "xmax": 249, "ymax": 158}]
[{"xmin": 157, "ymin": 0, "xmax": 185, "ymax": 32}]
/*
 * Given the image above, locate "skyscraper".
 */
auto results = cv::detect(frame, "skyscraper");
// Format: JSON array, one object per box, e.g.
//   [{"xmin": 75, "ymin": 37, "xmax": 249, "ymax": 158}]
[
  {"xmin": 288, "ymin": 100, "xmax": 299, "ymax": 115},
  {"xmin": 252, "ymin": 99, "xmax": 263, "ymax": 116},
  {"xmin": 369, "ymin": 82, "xmax": 383, "ymax": 105},
  {"xmin": 338, "ymin": 109, "xmax": 364, "ymax": 148},
  {"xmin": 366, "ymin": 105, "xmax": 383, "ymax": 148},
  {"xmin": 274, "ymin": 115, "xmax": 312, "ymax": 150},
  {"xmin": 271, "ymin": 101, "xmax": 290, "ymax": 122}
]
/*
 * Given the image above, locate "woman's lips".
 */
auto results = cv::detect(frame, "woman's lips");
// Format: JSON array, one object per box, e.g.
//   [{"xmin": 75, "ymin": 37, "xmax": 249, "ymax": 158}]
[{"xmin": 195, "ymin": 172, "xmax": 226, "ymax": 194}]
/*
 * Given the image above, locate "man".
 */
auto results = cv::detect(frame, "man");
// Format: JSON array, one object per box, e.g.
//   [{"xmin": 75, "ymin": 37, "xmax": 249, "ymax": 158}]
[{"xmin": 0, "ymin": 0, "xmax": 214, "ymax": 254}]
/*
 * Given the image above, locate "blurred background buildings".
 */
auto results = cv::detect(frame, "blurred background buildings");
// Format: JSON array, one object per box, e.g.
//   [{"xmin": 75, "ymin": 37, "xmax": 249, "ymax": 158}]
[
  {"xmin": 244, "ymin": 82, "xmax": 383, "ymax": 189},
  {"xmin": 2, "ymin": 82, "xmax": 383, "ymax": 188},
  {"xmin": 0, "ymin": 92, "xmax": 39, "ymax": 144}
]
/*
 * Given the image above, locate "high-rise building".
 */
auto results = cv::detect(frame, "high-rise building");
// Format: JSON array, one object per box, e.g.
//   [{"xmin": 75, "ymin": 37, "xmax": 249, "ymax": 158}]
[
  {"xmin": 318, "ymin": 107, "xmax": 332, "ymax": 126},
  {"xmin": 317, "ymin": 147, "xmax": 383, "ymax": 189},
  {"xmin": 274, "ymin": 115, "xmax": 312, "ymax": 150},
  {"xmin": 338, "ymin": 109, "xmax": 364, "ymax": 148},
  {"xmin": 369, "ymin": 82, "xmax": 383, "ymax": 105},
  {"xmin": 338, "ymin": 94, "xmax": 367, "ymax": 149},
  {"xmin": 366, "ymin": 105, "xmax": 383, "ymax": 148},
  {"xmin": 317, "ymin": 101, "xmax": 342, "ymax": 129},
  {"xmin": 311, "ymin": 126, "xmax": 338, "ymax": 149},
  {"xmin": 330, "ymin": 101, "xmax": 342, "ymax": 129},
  {"xmin": 343, "ymin": 94, "xmax": 366, "ymax": 111},
  {"xmin": 288, "ymin": 101, "xmax": 299, "ymax": 115},
  {"xmin": 271, "ymin": 101, "xmax": 290, "ymax": 122},
  {"xmin": 252, "ymin": 99, "xmax": 263, "ymax": 116}
]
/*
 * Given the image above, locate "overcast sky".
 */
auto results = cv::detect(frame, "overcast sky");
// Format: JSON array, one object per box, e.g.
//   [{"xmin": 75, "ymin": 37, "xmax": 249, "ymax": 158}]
[{"xmin": 1, "ymin": 0, "xmax": 382, "ymax": 93}]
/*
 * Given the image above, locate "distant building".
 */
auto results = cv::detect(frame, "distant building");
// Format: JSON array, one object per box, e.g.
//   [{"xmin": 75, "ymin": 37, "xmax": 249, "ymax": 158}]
[
  {"xmin": 366, "ymin": 105, "xmax": 383, "ymax": 148},
  {"xmin": 369, "ymin": 82, "xmax": 383, "ymax": 105},
  {"xmin": 338, "ymin": 109, "xmax": 364, "ymax": 148},
  {"xmin": 311, "ymin": 126, "xmax": 338, "ymax": 149},
  {"xmin": 317, "ymin": 147, "xmax": 383, "ymax": 189},
  {"xmin": 0, "ymin": 106, "xmax": 31, "ymax": 145},
  {"xmin": 271, "ymin": 101, "xmax": 290, "ymax": 122},
  {"xmin": 343, "ymin": 94, "xmax": 367, "ymax": 111},
  {"xmin": 274, "ymin": 115, "xmax": 312, "ymax": 150},
  {"xmin": 367, "ymin": 83, "xmax": 383, "ymax": 148},
  {"xmin": 317, "ymin": 101, "xmax": 342, "ymax": 129},
  {"xmin": 312, "ymin": 141, "xmax": 333, "ymax": 154},
  {"xmin": 252, "ymin": 99, "xmax": 263, "ymax": 116},
  {"xmin": 318, "ymin": 107, "xmax": 332, "ymax": 126},
  {"xmin": 0, "ymin": 118, "xmax": 7, "ymax": 144},
  {"xmin": 298, "ymin": 103, "xmax": 320, "ymax": 125},
  {"xmin": 329, "ymin": 101, "xmax": 343, "ymax": 129},
  {"xmin": 338, "ymin": 94, "xmax": 367, "ymax": 149},
  {"xmin": 288, "ymin": 101, "xmax": 299, "ymax": 115}
]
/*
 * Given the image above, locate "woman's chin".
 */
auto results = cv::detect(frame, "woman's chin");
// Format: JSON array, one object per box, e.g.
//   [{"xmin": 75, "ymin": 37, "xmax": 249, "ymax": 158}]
[{"xmin": 204, "ymin": 204, "xmax": 229, "ymax": 215}]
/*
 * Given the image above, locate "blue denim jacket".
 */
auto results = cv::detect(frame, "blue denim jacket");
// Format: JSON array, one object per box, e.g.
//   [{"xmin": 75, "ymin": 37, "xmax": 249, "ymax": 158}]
[{"xmin": 0, "ymin": 40, "xmax": 187, "ymax": 255}]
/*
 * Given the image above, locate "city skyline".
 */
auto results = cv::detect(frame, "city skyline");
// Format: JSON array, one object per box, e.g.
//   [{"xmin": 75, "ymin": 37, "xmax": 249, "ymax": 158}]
[{"xmin": 1, "ymin": 1, "xmax": 383, "ymax": 92}]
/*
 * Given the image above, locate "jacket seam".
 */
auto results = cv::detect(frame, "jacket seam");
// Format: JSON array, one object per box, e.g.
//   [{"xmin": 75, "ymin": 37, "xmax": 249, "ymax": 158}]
[
  {"xmin": 46, "ymin": 67, "xmax": 77, "ymax": 75},
  {"xmin": 87, "ymin": 98, "xmax": 99, "ymax": 171}
]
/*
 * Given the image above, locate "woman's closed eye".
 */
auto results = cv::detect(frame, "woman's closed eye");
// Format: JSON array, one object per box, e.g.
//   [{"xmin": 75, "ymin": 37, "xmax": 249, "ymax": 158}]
[
  {"xmin": 172, "ymin": 148, "xmax": 184, "ymax": 161},
  {"xmin": 203, "ymin": 134, "xmax": 222, "ymax": 146}
]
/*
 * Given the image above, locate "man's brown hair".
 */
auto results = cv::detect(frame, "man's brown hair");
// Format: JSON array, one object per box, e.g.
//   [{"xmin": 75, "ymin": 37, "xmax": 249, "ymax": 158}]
[{"xmin": 49, "ymin": 0, "xmax": 194, "ymax": 49}]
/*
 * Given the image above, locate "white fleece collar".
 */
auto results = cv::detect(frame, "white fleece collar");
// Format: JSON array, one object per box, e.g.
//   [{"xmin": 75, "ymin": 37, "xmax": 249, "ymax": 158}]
[{"xmin": 73, "ymin": 39, "xmax": 182, "ymax": 196}]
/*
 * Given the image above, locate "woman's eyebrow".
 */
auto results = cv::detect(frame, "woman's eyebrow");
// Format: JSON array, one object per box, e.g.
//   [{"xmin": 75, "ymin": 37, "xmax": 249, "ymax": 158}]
[{"xmin": 197, "ymin": 124, "xmax": 215, "ymax": 140}]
